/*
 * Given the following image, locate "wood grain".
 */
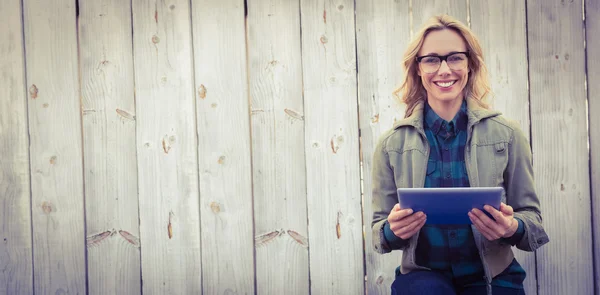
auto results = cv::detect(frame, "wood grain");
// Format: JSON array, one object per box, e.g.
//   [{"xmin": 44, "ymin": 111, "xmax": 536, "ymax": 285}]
[
  {"xmin": 191, "ymin": 0, "xmax": 255, "ymax": 293},
  {"xmin": 526, "ymin": 1, "xmax": 593, "ymax": 294},
  {"xmin": 0, "ymin": 1, "xmax": 33, "ymax": 294},
  {"xmin": 23, "ymin": 0, "xmax": 86, "ymax": 293},
  {"xmin": 469, "ymin": 2, "xmax": 537, "ymax": 294},
  {"xmin": 247, "ymin": 0, "xmax": 309, "ymax": 293},
  {"xmin": 585, "ymin": 0, "xmax": 600, "ymax": 294},
  {"xmin": 78, "ymin": 0, "xmax": 142, "ymax": 293},
  {"xmin": 411, "ymin": 0, "xmax": 467, "ymax": 35},
  {"xmin": 355, "ymin": 0, "xmax": 408, "ymax": 294},
  {"xmin": 132, "ymin": 0, "xmax": 202, "ymax": 293},
  {"xmin": 300, "ymin": 0, "xmax": 364, "ymax": 293}
]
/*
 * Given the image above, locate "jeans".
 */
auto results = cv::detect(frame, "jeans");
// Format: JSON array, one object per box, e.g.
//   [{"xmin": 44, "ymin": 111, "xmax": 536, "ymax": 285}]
[{"xmin": 390, "ymin": 270, "xmax": 526, "ymax": 295}]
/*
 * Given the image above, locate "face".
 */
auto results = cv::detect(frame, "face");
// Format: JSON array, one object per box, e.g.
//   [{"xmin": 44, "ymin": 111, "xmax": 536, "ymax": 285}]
[{"xmin": 417, "ymin": 29, "xmax": 470, "ymax": 106}]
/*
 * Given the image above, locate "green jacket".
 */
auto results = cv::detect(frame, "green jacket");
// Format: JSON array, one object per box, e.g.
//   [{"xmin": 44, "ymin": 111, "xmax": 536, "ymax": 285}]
[{"xmin": 371, "ymin": 98, "xmax": 549, "ymax": 284}]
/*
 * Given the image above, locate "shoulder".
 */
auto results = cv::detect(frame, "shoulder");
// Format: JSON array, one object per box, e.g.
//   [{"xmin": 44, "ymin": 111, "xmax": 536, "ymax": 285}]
[
  {"xmin": 476, "ymin": 115, "xmax": 527, "ymax": 145},
  {"xmin": 375, "ymin": 123, "xmax": 424, "ymax": 155}
]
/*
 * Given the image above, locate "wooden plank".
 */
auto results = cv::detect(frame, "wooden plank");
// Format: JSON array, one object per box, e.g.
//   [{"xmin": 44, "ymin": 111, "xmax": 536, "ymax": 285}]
[
  {"xmin": 300, "ymin": 0, "xmax": 364, "ymax": 293},
  {"xmin": 526, "ymin": 1, "xmax": 593, "ymax": 294},
  {"xmin": 247, "ymin": 0, "xmax": 309, "ymax": 293},
  {"xmin": 22, "ymin": 0, "xmax": 86, "ymax": 293},
  {"xmin": 585, "ymin": 0, "xmax": 600, "ymax": 293},
  {"xmin": 78, "ymin": 0, "xmax": 141, "ymax": 294},
  {"xmin": 191, "ymin": 0, "xmax": 255, "ymax": 293},
  {"xmin": 131, "ymin": 0, "xmax": 202, "ymax": 293},
  {"xmin": 469, "ymin": 2, "xmax": 537, "ymax": 294},
  {"xmin": 411, "ymin": 0, "xmax": 467, "ymax": 35},
  {"xmin": 0, "ymin": 1, "xmax": 33, "ymax": 294},
  {"xmin": 355, "ymin": 1, "xmax": 408, "ymax": 294}
]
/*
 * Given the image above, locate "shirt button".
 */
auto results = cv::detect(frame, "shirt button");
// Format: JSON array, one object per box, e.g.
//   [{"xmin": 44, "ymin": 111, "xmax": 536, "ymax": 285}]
[
  {"xmin": 446, "ymin": 174, "xmax": 451, "ymax": 179},
  {"xmin": 444, "ymin": 147, "xmax": 449, "ymax": 151},
  {"xmin": 449, "ymin": 231, "xmax": 457, "ymax": 239}
]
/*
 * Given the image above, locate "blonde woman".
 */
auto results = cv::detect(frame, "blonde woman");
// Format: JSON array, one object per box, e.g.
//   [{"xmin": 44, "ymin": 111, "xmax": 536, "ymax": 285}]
[{"xmin": 371, "ymin": 15, "xmax": 549, "ymax": 295}]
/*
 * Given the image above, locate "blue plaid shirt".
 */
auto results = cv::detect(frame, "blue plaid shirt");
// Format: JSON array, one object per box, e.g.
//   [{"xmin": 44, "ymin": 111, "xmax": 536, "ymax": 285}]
[{"xmin": 384, "ymin": 101, "xmax": 526, "ymax": 290}]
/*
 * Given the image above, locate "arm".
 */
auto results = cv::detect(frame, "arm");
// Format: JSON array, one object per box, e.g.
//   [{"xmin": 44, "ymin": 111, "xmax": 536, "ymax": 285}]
[
  {"xmin": 504, "ymin": 124, "xmax": 549, "ymax": 251},
  {"xmin": 371, "ymin": 134, "xmax": 409, "ymax": 253}
]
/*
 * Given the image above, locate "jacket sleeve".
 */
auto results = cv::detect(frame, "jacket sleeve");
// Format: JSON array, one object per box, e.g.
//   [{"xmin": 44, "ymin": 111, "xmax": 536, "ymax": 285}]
[
  {"xmin": 504, "ymin": 124, "xmax": 550, "ymax": 251},
  {"xmin": 371, "ymin": 133, "xmax": 409, "ymax": 253}
]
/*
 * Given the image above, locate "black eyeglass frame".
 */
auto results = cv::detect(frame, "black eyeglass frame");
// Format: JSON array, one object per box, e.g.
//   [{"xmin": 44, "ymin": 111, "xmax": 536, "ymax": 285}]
[{"xmin": 415, "ymin": 51, "xmax": 470, "ymax": 64}]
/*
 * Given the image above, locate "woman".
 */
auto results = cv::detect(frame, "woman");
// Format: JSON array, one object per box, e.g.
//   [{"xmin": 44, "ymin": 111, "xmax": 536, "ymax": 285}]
[{"xmin": 371, "ymin": 15, "xmax": 549, "ymax": 295}]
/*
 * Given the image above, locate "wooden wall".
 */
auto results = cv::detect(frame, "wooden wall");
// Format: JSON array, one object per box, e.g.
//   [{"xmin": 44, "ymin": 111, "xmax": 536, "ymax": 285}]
[{"xmin": 0, "ymin": 0, "xmax": 597, "ymax": 294}]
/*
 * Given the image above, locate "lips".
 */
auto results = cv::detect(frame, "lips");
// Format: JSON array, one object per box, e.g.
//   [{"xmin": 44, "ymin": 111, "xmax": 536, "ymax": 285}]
[{"xmin": 434, "ymin": 80, "xmax": 457, "ymax": 88}]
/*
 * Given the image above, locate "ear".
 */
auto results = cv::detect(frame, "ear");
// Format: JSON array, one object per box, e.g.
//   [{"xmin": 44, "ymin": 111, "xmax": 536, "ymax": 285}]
[{"xmin": 417, "ymin": 67, "xmax": 422, "ymax": 76}]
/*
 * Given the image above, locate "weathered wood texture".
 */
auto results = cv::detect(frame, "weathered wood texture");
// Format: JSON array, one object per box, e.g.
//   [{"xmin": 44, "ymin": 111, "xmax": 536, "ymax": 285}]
[
  {"xmin": 586, "ymin": 0, "xmax": 600, "ymax": 294},
  {"xmin": 23, "ymin": 0, "xmax": 87, "ymax": 293},
  {"xmin": 132, "ymin": 0, "xmax": 202, "ymax": 293},
  {"xmin": 300, "ymin": 0, "xmax": 364, "ymax": 293},
  {"xmin": 469, "ymin": 2, "xmax": 537, "ymax": 294},
  {"xmin": 78, "ymin": 0, "xmax": 142, "ymax": 294},
  {"xmin": 355, "ymin": 0, "xmax": 408, "ymax": 293},
  {"xmin": 191, "ymin": 0, "xmax": 255, "ymax": 293},
  {"xmin": 247, "ymin": 0, "xmax": 310, "ymax": 293},
  {"xmin": 412, "ymin": 0, "xmax": 467, "ymax": 35},
  {"xmin": 526, "ymin": 1, "xmax": 593, "ymax": 295},
  {"xmin": 0, "ymin": 1, "xmax": 33, "ymax": 294}
]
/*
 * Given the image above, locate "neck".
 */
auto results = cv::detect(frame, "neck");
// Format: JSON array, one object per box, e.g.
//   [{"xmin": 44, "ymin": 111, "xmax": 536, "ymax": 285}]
[{"xmin": 426, "ymin": 96, "xmax": 464, "ymax": 121}]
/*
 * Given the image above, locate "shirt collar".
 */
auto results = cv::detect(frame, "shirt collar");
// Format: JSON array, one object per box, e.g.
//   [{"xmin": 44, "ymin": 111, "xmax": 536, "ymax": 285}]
[{"xmin": 424, "ymin": 100, "xmax": 469, "ymax": 135}]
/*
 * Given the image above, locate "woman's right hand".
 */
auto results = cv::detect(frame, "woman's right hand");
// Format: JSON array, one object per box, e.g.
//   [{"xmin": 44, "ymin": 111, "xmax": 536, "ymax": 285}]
[{"xmin": 387, "ymin": 204, "xmax": 427, "ymax": 240}]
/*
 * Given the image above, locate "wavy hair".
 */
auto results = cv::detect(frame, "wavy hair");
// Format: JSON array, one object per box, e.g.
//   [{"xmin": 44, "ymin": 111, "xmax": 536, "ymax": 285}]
[{"xmin": 394, "ymin": 15, "xmax": 491, "ymax": 117}]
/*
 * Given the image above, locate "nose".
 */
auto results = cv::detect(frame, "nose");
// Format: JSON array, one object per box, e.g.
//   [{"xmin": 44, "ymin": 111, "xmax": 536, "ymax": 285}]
[{"xmin": 438, "ymin": 60, "xmax": 451, "ymax": 74}]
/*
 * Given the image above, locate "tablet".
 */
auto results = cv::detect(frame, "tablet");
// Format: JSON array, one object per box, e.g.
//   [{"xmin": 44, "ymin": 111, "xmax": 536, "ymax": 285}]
[{"xmin": 397, "ymin": 187, "xmax": 503, "ymax": 225}]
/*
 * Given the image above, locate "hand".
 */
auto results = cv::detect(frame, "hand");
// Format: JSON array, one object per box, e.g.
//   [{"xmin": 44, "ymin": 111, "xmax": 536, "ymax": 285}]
[
  {"xmin": 387, "ymin": 204, "xmax": 427, "ymax": 240},
  {"xmin": 468, "ymin": 202, "xmax": 518, "ymax": 241}
]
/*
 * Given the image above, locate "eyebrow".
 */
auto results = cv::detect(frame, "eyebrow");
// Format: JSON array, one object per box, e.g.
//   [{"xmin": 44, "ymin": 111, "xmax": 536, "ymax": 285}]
[{"xmin": 420, "ymin": 50, "xmax": 464, "ymax": 56}]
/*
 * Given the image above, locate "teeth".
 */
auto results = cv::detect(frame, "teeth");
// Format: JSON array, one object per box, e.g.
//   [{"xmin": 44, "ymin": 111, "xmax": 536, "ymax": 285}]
[{"xmin": 435, "ymin": 81, "xmax": 455, "ymax": 87}]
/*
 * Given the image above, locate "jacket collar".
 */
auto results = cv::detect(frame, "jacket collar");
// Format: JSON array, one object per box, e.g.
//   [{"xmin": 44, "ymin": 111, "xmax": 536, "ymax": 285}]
[{"xmin": 393, "ymin": 98, "xmax": 501, "ymax": 133}]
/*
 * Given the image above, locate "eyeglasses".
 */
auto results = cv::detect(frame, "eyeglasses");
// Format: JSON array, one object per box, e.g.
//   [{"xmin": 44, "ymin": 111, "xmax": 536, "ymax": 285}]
[{"xmin": 416, "ymin": 52, "xmax": 470, "ymax": 74}]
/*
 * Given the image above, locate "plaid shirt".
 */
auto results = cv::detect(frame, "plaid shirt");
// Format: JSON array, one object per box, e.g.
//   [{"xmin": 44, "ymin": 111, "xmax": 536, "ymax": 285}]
[{"xmin": 383, "ymin": 101, "xmax": 526, "ymax": 290}]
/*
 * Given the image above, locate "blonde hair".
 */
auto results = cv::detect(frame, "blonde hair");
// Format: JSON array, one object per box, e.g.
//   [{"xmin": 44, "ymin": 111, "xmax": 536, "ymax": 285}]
[{"xmin": 394, "ymin": 15, "xmax": 491, "ymax": 117}]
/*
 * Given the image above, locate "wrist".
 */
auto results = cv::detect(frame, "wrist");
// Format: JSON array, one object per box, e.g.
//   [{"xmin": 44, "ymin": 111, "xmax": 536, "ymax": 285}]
[{"xmin": 503, "ymin": 219, "xmax": 518, "ymax": 238}]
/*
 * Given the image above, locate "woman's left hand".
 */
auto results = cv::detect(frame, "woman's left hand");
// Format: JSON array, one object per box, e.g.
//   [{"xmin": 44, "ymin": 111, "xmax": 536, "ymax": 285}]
[{"xmin": 468, "ymin": 203, "xmax": 518, "ymax": 241}]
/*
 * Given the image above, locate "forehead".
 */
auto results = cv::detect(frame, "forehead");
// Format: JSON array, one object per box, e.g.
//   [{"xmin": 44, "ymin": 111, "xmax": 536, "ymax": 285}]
[{"xmin": 418, "ymin": 29, "xmax": 467, "ymax": 56}]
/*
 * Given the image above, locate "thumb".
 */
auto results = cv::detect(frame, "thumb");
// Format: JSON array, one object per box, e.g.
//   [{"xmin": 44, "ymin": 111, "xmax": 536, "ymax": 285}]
[{"xmin": 500, "ymin": 203, "xmax": 514, "ymax": 215}]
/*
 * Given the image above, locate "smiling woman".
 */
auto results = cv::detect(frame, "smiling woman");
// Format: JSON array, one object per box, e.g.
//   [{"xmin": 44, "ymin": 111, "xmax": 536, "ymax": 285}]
[{"xmin": 370, "ymin": 14, "xmax": 549, "ymax": 295}]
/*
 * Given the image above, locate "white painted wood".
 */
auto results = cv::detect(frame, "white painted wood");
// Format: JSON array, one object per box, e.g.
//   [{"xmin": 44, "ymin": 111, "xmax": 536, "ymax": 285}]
[
  {"xmin": 469, "ymin": 3, "xmax": 537, "ymax": 294},
  {"xmin": 0, "ymin": 1, "xmax": 33, "ymax": 294},
  {"xmin": 191, "ymin": 0, "xmax": 255, "ymax": 293},
  {"xmin": 526, "ymin": 1, "xmax": 593, "ymax": 294},
  {"xmin": 355, "ymin": 1, "xmax": 408, "ymax": 293},
  {"xmin": 78, "ymin": 0, "xmax": 141, "ymax": 294},
  {"xmin": 411, "ymin": 0, "xmax": 468, "ymax": 35},
  {"xmin": 585, "ymin": 0, "xmax": 600, "ymax": 293},
  {"xmin": 247, "ymin": 0, "xmax": 309, "ymax": 293},
  {"xmin": 300, "ymin": 0, "xmax": 363, "ymax": 293},
  {"xmin": 131, "ymin": 0, "xmax": 201, "ymax": 293},
  {"xmin": 22, "ymin": 0, "xmax": 86, "ymax": 293}
]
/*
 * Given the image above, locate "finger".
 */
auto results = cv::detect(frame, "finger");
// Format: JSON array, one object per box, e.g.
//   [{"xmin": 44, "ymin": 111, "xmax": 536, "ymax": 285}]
[
  {"xmin": 473, "ymin": 208, "xmax": 507, "ymax": 234},
  {"xmin": 469, "ymin": 212, "xmax": 500, "ymax": 240},
  {"xmin": 388, "ymin": 206, "xmax": 412, "ymax": 220},
  {"xmin": 391, "ymin": 208, "xmax": 414, "ymax": 221},
  {"xmin": 483, "ymin": 205, "xmax": 511, "ymax": 228},
  {"xmin": 399, "ymin": 216, "xmax": 427, "ymax": 239},
  {"xmin": 396, "ymin": 214, "xmax": 426, "ymax": 238},
  {"xmin": 391, "ymin": 211, "xmax": 424, "ymax": 231}
]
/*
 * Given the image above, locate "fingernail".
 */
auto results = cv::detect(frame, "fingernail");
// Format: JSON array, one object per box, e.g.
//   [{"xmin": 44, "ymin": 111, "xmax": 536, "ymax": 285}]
[{"xmin": 408, "ymin": 209, "xmax": 413, "ymax": 214}]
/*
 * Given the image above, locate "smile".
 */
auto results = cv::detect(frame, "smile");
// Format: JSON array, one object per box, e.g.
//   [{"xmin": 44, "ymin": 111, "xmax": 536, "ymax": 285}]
[{"xmin": 434, "ymin": 81, "xmax": 457, "ymax": 87}]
